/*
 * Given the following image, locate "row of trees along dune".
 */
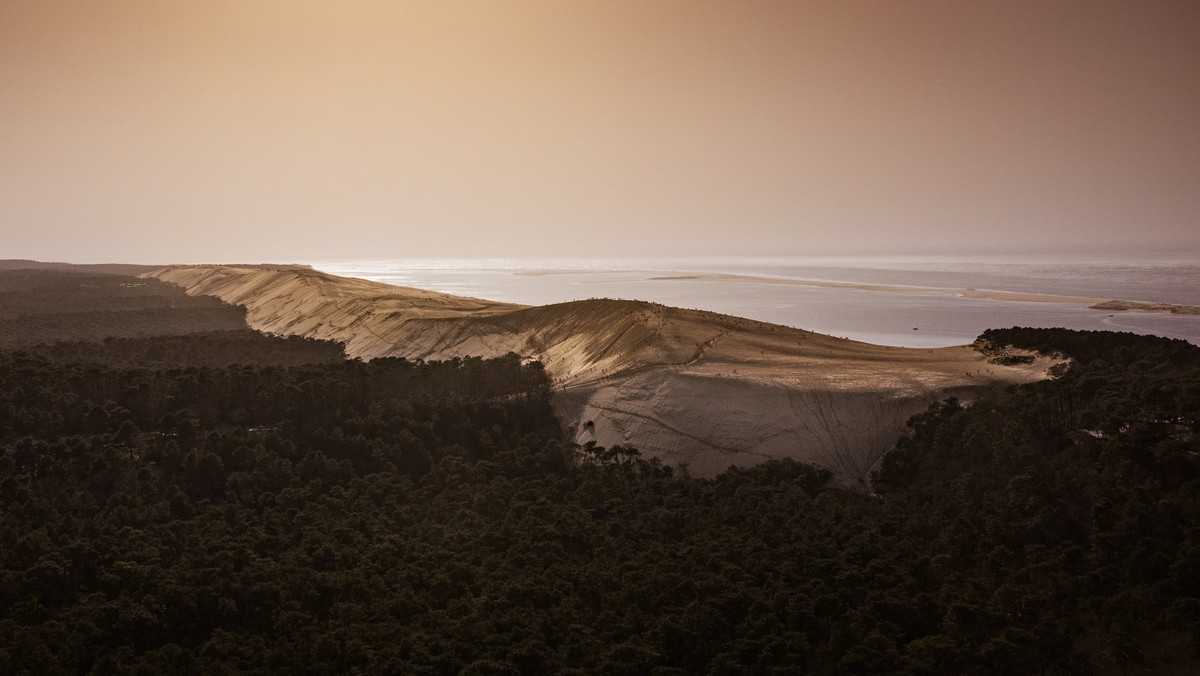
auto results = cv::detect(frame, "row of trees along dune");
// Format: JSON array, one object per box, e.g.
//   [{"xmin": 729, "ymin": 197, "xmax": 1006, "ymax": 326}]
[{"xmin": 2, "ymin": 324, "xmax": 1200, "ymax": 673}]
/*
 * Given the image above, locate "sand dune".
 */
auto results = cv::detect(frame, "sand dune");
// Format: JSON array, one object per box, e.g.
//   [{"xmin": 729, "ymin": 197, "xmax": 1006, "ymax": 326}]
[{"xmin": 145, "ymin": 265, "xmax": 1060, "ymax": 486}]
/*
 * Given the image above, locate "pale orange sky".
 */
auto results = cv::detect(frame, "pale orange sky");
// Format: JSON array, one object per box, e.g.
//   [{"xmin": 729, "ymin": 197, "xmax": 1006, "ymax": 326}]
[{"xmin": 2, "ymin": 1, "xmax": 1198, "ymax": 263}]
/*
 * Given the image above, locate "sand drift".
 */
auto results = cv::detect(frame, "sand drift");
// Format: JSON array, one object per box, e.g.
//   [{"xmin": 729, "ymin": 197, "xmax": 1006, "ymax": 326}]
[{"xmin": 145, "ymin": 265, "xmax": 1060, "ymax": 486}]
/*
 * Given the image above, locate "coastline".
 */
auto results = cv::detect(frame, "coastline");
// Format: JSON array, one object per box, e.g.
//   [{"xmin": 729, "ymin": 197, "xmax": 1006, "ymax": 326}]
[
  {"xmin": 512, "ymin": 266, "xmax": 1200, "ymax": 316},
  {"xmin": 310, "ymin": 258, "xmax": 1200, "ymax": 348},
  {"xmin": 642, "ymin": 272, "xmax": 1200, "ymax": 315}
]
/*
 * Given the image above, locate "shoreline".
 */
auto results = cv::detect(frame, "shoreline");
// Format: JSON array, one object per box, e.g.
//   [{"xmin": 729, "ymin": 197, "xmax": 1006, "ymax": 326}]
[
  {"xmin": 637, "ymin": 272, "xmax": 1200, "ymax": 315},
  {"xmin": 512, "ymin": 268, "xmax": 1199, "ymax": 315},
  {"xmin": 311, "ymin": 262, "xmax": 1200, "ymax": 346}
]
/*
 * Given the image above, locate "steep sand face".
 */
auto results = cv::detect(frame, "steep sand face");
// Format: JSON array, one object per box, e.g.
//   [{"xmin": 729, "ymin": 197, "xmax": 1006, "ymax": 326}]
[
  {"xmin": 145, "ymin": 265, "xmax": 1058, "ymax": 486},
  {"xmin": 557, "ymin": 374, "xmax": 993, "ymax": 480}
]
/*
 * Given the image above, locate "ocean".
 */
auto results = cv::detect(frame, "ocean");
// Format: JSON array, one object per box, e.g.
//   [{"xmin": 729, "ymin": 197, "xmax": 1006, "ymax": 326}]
[{"xmin": 305, "ymin": 255, "xmax": 1200, "ymax": 348}]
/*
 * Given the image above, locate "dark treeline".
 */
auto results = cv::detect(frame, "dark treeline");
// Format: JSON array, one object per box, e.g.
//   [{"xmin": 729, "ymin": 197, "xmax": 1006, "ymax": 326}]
[
  {"xmin": 0, "ymin": 270, "xmax": 249, "ymax": 347},
  {"xmin": 979, "ymin": 326, "xmax": 1200, "ymax": 371},
  {"xmin": 0, "ymin": 267, "xmax": 345, "ymax": 367},
  {"xmin": 24, "ymin": 331, "xmax": 346, "ymax": 368},
  {"xmin": 874, "ymin": 327, "xmax": 1200, "ymax": 672},
  {"xmin": 2, "ymin": 320, "xmax": 1200, "ymax": 673}
]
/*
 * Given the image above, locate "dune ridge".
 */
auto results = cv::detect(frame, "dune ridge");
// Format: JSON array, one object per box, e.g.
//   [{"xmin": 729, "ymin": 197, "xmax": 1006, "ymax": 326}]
[{"xmin": 145, "ymin": 264, "xmax": 1059, "ymax": 485}]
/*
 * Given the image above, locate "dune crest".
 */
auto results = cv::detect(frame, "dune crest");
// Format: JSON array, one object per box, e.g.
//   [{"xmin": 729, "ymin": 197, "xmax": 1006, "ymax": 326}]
[{"xmin": 145, "ymin": 264, "xmax": 1059, "ymax": 485}]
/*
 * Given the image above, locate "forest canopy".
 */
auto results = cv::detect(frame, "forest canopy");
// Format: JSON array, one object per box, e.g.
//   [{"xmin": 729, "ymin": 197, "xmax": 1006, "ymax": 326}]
[{"xmin": 2, "ymin": 268, "xmax": 1199, "ymax": 674}]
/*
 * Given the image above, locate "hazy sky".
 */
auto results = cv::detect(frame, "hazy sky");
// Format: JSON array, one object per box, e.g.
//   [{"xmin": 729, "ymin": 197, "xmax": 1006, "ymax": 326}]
[{"xmin": 3, "ymin": 1, "xmax": 1199, "ymax": 263}]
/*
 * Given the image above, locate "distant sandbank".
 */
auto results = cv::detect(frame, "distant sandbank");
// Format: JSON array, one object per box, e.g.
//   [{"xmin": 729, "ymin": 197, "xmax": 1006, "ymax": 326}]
[
  {"xmin": 515, "ymin": 267, "xmax": 1200, "ymax": 317},
  {"xmin": 1090, "ymin": 300, "xmax": 1200, "ymax": 315},
  {"xmin": 633, "ymin": 272, "xmax": 1200, "ymax": 316}
]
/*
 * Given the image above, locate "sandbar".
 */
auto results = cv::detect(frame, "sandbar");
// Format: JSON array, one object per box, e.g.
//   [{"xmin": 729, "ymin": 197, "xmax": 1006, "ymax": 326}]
[{"xmin": 642, "ymin": 272, "xmax": 1198, "ymax": 315}]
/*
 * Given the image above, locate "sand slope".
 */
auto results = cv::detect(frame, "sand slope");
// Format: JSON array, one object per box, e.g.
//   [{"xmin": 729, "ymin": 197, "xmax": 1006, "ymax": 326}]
[{"xmin": 145, "ymin": 265, "xmax": 1058, "ymax": 485}]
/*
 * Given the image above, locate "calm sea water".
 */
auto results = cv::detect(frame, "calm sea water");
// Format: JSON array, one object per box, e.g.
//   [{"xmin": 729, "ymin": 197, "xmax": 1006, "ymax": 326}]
[{"xmin": 305, "ymin": 255, "xmax": 1200, "ymax": 348}]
